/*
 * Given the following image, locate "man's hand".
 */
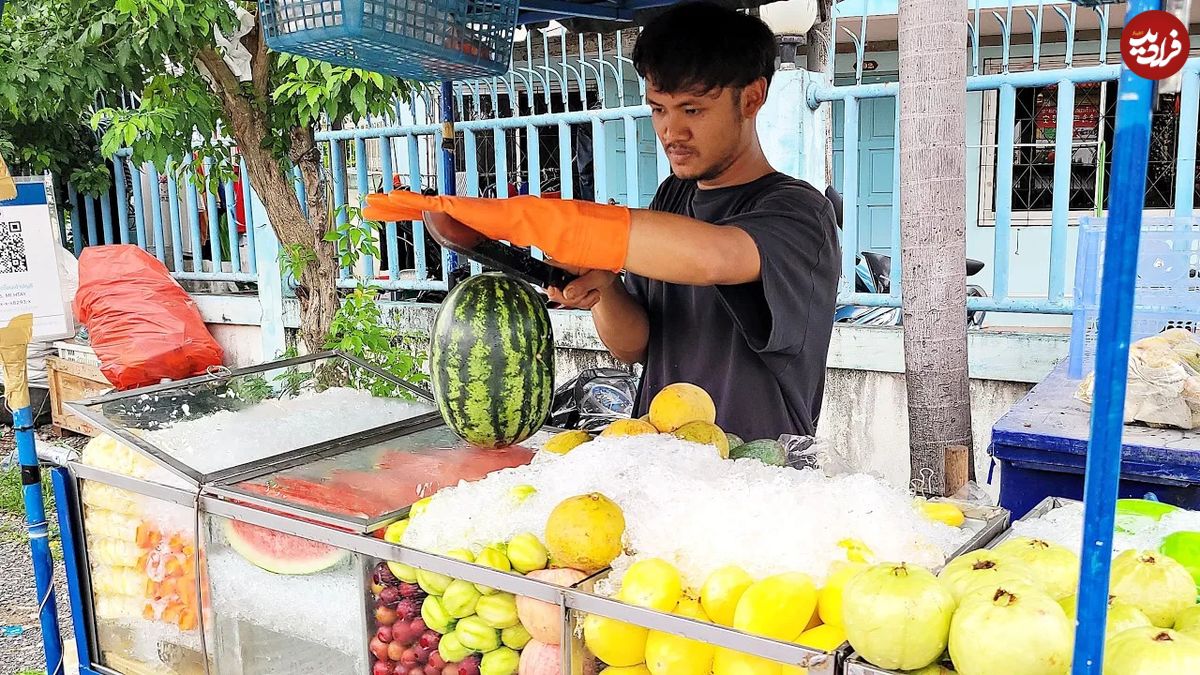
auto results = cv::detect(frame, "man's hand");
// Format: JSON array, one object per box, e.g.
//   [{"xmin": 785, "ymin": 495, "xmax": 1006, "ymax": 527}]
[
  {"xmin": 545, "ymin": 260, "xmax": 648, "ymax": 364},
  {"xmin": 545, "ymin": 261, "xmax": 617, "ymax": 310}
]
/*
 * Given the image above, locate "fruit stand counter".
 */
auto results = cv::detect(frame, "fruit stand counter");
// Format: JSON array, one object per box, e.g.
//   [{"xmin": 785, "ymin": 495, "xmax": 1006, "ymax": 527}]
[
  {"xmin": 54, "ymin": 351, "xmax": 551, "ymax": 675},
  {"xmin": 843, "ymin": 495, "xmax": 1200, "ymax": 675},
  {"xmin": 43, "ymin": 350, "xmax": 1019, "ymax": 675}
]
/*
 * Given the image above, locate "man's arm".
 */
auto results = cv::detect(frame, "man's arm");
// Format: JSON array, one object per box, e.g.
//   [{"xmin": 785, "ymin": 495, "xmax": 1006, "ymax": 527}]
[
  {"xmin": 364, "ymin": 189, "xmax": 764, "ymax": 283},
  {"xmin": 591, "ymin": 280, "xmax": 650, "ymax": 365},
  {"xmin": 623, "ymin": 209, "xmax": 763, "ymax": 286},
  {"xmin": 546, "ymin": 270, "xmax": 649, "ymax": 365}
]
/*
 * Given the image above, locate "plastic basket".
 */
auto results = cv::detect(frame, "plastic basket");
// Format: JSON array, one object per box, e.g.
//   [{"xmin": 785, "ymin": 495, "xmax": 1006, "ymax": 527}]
[
  {"xmin": 258, "ymin": 0, "xmax": 519, "ymax": 81},
  {"xmin": 1067, "ymin": 215, "xmax": 1200, "ymax": 379}
]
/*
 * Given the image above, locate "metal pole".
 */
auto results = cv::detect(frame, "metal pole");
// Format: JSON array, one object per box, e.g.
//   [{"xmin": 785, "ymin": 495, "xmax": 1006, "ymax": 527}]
[
  {"xmin": 1071, "ymin": 1, "xmax": 1159, "ymax": 673},
  {"xmin": 15, "ymin": 407, "xmax": 65, "ymax": 675},
  {"xmin": 1, "ymin": 314, "xmax": 63, "ymax": 674},
  {"xmin": 440, "ymin": 80, "xmax": 462, "ymax": 289}
]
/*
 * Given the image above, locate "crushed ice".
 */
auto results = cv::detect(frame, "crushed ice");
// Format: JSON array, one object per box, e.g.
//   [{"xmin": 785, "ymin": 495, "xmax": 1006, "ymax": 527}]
[
  {"xmin": 402, "ymin": 435, "xmax": 971, "ymax": 592},
  {"xmin": 1010, "ymin": 500, "xmax": 1200, "ymax": 556},
  {"xmin": 206, "ymin": 550, "xmax": 366, "ymax": 658},
  {"xmin": 137, "ymin": 388, "xmax": 434, "ymax": 475}
]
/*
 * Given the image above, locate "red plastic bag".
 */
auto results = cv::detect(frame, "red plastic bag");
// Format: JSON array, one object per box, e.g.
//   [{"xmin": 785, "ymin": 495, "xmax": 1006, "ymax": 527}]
[{"xmin": 74, "ymin": 245, "xmax": 224, "ymax": 390}]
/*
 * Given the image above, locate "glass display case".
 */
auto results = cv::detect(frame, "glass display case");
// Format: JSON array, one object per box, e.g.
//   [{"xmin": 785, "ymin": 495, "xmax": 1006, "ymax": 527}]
[
  {"xmin": 56, "ymin": 350, "xmax": 1011, "ymax": 675},
  {"xmin": 70, "ymin": 352, "xmax": 437, "ymax": 488},
  {"xmin": 63, "ymin": 351, "xmax": 523, "ymax": 675}
]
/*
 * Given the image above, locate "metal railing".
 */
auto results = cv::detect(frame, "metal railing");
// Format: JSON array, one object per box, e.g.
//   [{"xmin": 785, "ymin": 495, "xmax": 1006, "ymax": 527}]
[
  {"xmin": 64, "ymin": 2, "xmax": 1200, "ymax": 317},
  {"xmin": 66, "ymin": 150, "xmax": 259, "ymax": 283},
  {"xmin": 823, "ymin": 0, "xmax": 1199, "ymax": 315}
]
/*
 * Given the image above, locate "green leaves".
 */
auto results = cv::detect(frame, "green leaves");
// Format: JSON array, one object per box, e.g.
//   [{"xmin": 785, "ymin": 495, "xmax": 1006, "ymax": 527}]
[
  {"xmin": 326, "ymin": 204, "xmax": 382, "ymax": 270},
  {"xmin": 325, "ymin": 286, "xmax": 429, "ymax": 396},
  {"xmin": 270, "ymin": 53, "xmax": 419, "ymax": 130}
]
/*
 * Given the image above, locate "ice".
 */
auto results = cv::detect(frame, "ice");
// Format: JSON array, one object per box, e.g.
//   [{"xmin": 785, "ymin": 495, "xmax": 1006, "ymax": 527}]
[
  {"xmin": 402, "ymin": 435, "xmax": 973, "ymax": 592},
  {"xmin": 138, "ymin": 387, "xmax": 433, "ymax": 475},
  {"xmin": 1009, "ymin": 501, "xmax": 1200, "ymax": 557},
  {"xmin": 206, "ymin": 549, "xmax": 365, "ymax": 656},
  {"xmin": 119, "ymin": 616, "xmax": 205, "ymax": 665}
]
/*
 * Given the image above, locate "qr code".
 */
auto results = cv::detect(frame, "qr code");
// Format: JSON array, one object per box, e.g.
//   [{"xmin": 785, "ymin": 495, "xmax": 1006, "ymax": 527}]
[{"xmin": 0, "ymin": 221, "xmax": 28, "ymax": 273}]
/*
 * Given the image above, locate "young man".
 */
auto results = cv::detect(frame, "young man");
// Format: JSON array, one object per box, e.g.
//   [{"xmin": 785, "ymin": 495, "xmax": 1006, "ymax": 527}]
[{"xmin": 365, "ymin": 2, "xmax": 839, "ymax": 440}]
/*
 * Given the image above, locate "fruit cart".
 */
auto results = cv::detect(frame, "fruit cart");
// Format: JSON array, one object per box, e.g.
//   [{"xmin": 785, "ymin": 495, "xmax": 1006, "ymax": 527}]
[
  {"xmin": 31, "ymin": 345, "xmax": 1012, "ymax": 675},
  {"xmin": 7, "ymin": 1, "xmax": 1192, "ymax": 674}
]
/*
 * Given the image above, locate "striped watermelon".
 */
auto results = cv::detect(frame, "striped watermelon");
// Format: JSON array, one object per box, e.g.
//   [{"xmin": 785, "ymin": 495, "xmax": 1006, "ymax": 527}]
[{"xmin": 430, "ymin": 272, "xmax": 555, "ymax": 448}]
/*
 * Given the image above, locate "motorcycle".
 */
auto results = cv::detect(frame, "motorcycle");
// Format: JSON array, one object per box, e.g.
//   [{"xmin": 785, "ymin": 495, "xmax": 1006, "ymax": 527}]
[{"xmin": 825, "ymin": 186, "xmax": 988, "ymax": 328}]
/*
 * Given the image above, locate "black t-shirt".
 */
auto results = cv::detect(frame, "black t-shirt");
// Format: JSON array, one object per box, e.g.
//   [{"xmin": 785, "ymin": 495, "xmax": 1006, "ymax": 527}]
[{"xmin": 623, "ymin": 171, "xmax": 840, "ymax": 440}]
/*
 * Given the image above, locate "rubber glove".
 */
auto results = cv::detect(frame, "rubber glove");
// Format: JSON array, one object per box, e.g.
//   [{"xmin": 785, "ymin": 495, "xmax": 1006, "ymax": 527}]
[
  {"xmin": 362, "ymin": 192, "xmax": 425, "ymax": 222},
  {"xmin": 383, "ymin": 190, "xmax": 632, "ymax": 273}
]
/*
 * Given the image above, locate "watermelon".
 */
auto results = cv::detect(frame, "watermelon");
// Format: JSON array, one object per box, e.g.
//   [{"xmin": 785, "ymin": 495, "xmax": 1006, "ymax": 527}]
[
  {"xmin": 429, "ymin": 272, "xmax": 554, "ymax": 448},
  {"xmin": 224, "ymin": 519, "xmax": 349, "ymax": 575}
]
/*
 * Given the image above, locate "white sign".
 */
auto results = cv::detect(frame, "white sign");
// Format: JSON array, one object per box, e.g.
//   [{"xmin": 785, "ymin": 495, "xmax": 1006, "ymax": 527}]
[{"xmin": 0, "ymin": 174, "xmax": 75, "ymax": 341}]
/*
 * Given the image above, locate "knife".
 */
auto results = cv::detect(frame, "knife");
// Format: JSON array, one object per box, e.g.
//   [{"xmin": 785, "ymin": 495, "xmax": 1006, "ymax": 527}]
[{"xmin": 421, "ymin": 210, "xmax": 578, "ymax": 290}]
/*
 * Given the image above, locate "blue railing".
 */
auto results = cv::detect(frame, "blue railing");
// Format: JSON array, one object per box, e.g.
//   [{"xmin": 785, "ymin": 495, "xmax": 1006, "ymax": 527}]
[
  {"xmin": 824, "ymin": 0, "xmax": 1200, "ymax": 316},
  {"xmin": 64, "ymin": 2, "xmax": 1199, "ymax": 317},
  {"xmin": 66, "ymin": 149, "xmax": 259, "ymax": 283}
]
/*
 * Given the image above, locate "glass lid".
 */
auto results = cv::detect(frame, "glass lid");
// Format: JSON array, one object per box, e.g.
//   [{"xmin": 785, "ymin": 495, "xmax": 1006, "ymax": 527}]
[
  {"xmin": 68, "ymin": 352, "xmax": 437, "ymax": 485},
  {"xmin": 216, "ymin": 422, "xmax": 555, "ymax": 532}
]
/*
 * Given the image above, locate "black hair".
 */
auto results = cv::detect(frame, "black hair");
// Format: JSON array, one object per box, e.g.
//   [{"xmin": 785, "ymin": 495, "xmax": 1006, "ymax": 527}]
[{"xmin": 632, "ymin": 2, "xmax": 778, "ymax": 95}]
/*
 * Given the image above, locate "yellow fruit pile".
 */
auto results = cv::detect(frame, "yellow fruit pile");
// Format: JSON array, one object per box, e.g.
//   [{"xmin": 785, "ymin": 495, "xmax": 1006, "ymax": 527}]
[
  {"xmin": 542, "ymin": 382, "xmax": 733, "ymax": 459},
  {"xmin": 583, "ymin": 555, "xmax": 861, "ymax": 675}
]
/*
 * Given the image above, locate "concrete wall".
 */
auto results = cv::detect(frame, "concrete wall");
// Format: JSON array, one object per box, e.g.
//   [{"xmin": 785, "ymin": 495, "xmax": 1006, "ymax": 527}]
[
  {"xmin": 192, "ymin": 294, "xmax": 1069, "ymax": 501},
  {"xmin": 816, "ymin": 369, "xmax": 1030, "ymax": 499}
]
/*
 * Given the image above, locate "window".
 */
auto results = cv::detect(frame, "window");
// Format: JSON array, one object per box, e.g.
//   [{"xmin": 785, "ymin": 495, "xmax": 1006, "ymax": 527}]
[{"xmin": 979, "ymin": 54, "xmax": 1199, "ymax": 221}]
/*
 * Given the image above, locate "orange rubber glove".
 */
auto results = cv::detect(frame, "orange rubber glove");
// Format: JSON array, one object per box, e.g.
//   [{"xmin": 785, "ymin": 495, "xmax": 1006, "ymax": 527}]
[
  {"xmin": 362, "ymin": 193, "xmax": 425, "ymax": 222},
  {"xmin": 383, "ymin": 190, "xmax": 632, "ymax": 273}
]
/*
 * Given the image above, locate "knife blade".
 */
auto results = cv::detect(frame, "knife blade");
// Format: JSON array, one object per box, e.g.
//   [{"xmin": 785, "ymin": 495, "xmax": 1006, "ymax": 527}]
[{"xmin": 421, "ymin": 210, "xmax": 577, "ymax": 290}]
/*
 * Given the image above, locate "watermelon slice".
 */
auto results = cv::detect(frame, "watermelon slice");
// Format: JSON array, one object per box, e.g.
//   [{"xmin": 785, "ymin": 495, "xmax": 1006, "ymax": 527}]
[{"xmin": 224, "ymin": 518, "xmax": 349, "ymax": 575}]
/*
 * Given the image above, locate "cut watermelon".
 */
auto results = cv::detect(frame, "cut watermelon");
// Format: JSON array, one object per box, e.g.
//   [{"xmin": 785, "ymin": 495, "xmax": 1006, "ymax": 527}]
[{"xmin": 224, "ymin": 518, "xmax": 349, "ymax": 575}]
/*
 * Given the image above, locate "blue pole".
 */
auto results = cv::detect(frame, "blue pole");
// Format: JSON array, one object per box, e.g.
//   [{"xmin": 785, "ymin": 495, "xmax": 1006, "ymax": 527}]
[
  {"xmin": 51, "ymin": 466, "xmax": 93, "ymax": 670},
  {"xmin": 13, "ymin": 406, "xmax": 65, "ymax": 675},
  {"xmin": 440, "ymin": 80, "xmax": 461, "ymax": 286},
  {"xmin": 1072, "ymin": 1, "xmax": 1159, "ymax": 673}
]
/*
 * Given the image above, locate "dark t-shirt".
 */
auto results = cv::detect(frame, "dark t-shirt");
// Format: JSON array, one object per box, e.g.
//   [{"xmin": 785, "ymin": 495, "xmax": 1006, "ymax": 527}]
[{"xmin": 624, "ymin": 171, "xmax": 840, "ymax": 440}]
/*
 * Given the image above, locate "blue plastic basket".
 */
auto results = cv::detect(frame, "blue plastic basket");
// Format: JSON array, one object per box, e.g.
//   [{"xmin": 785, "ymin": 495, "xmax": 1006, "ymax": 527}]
[
  {"xmin": 1068, "ymin": 215, "xmax": 1200, "ymax": 378},
  {"xmin": 258, "ymin": 0, "xmax": 519, "ymax": 81}
]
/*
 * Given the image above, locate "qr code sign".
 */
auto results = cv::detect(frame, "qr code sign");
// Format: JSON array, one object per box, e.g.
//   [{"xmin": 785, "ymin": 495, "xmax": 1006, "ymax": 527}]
[{"xmin": 0, "ymin": 221, "xmax": 28, "ymax": 274}]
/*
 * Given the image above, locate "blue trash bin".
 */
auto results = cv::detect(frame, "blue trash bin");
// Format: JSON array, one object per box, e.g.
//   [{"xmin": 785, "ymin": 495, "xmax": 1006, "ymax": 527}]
[{"xmin": 990, "ymin": 359, "xmax": 1200, "ymax": 519}]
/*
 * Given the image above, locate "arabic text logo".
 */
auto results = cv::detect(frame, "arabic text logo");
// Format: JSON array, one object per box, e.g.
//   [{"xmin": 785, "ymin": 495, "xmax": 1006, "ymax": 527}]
[{"xmin": 1120, "ymin": 10, "xmax": 1191, "ymax": 81}]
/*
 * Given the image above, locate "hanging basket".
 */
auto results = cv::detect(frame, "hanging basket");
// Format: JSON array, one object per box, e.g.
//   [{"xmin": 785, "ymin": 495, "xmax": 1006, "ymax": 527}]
[{"xmin": 258, "ymin": 0, "xmax": 520, "ymax": 81}]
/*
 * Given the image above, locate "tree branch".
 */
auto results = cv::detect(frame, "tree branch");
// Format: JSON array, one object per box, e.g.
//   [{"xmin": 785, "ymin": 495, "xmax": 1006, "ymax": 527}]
[
  {"xmin": 196, "ymin": 47, "xmax": 244, "ymax": 105},
  {"xmin": 246, "ymin": 21, "xmax": 272, "ymax": 103}
]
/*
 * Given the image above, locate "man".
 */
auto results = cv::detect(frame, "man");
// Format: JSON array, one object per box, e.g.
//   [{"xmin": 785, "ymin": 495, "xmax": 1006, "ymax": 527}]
[{"xmin": 365, "ymin": 2, "xmax": 839, "ymax": 440}]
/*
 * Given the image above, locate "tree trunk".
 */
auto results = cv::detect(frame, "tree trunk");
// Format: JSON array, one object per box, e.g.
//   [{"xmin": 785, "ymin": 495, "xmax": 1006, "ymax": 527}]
[
  {"xmin": 196, "ymin": 31, "xmax": 339, "ymax": 353},
  {"xmin": 897, "ymin": 0, "xmax": 973, "ymax": 496},
  {"xmin": 807, "ymin": 0, "xmax": 835, "ymax": 188}
]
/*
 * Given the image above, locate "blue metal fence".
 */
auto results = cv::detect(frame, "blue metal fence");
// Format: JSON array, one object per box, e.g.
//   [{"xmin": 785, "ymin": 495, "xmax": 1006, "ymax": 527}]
[
  {"xmin": 823, "ymin": 0, "xmax": 1199, "ymax": 316},
  {"xmin": 66, "ymin": 149, "xmax": 258, "ymax": 283},
  {"xmin": 63, "ymin": 3, "xmax": 1199, "ymax": 316}
]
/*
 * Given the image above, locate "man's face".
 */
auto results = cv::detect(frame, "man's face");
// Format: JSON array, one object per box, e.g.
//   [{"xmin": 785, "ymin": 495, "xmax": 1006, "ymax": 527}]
[{"xmin": 646, "ymin": 81, "xmax": 755, "ymax": 182}]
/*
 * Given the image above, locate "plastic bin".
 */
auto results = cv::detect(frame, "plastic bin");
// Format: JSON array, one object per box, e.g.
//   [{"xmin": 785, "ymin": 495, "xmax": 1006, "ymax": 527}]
[
  {"xmin": 1068, "ymin": 215, "xmax": 1200, "ymax": 379},
  {"xmin": 989, "ymin": 359, "xmax": 1200, "ymax": 519},
  {"xmin": 257, "ymin": 0, "xmax": 519, "ymax": 81}
]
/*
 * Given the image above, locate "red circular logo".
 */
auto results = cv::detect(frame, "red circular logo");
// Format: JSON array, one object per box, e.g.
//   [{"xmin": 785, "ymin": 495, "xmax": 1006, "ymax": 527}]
[{"xmin": 1121, "ymin": 10, "xmax": 1191, "ymax": 81}]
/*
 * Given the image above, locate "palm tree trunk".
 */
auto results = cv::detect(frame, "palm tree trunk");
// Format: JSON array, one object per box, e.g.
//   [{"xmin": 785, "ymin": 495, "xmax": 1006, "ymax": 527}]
[{"xmin": 897, "ymin": 0, "xmax": 973, "ymax": 496}]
